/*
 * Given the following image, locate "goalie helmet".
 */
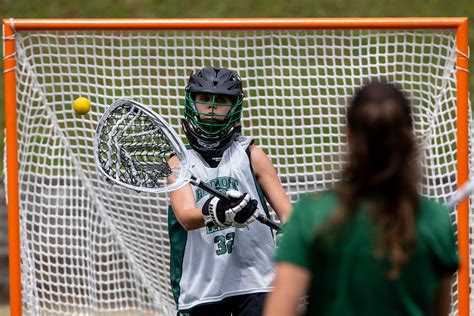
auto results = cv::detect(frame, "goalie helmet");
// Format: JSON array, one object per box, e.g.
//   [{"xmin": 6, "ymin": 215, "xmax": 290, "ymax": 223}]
[{"xmin": 183, "ymin": 67, "xmax": 244, "ymax": 158}]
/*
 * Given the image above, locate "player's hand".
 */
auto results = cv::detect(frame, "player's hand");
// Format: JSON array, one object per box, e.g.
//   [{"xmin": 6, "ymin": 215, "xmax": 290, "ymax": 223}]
[
  {"xmin": 202, "ymin": 190, "xmax": 259, "ymax": 228},
  {"xmin": 227, "ymin": 190, "xmax": 259, "ymax": 228}
]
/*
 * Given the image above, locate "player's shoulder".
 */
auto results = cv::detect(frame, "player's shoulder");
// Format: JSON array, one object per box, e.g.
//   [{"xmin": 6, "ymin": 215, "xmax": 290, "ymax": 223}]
[
  {"xmin": 293, "ymin": 190, "xmax": 339, "ymax": 220},
  {"xmin": 234, "ymin": 136, "xmax": 266, "ymax": 159},
  {"xmin": 234, "ymin": 135, "xmax": 254, "ymax": 149},
  {"xmin": 419, "ymin": 196, "xmax": 449, "ymax": 213},
  {"xmin": 282, "ymin": 191, "xmax": 339, "ymax": 238},
  {"xmin": 418, "ymin": 196, "xmax": 452, "ymax": 224},
  {"xmin": 302, "ymin": 190, "xmax": 339, "ymax": 206}
]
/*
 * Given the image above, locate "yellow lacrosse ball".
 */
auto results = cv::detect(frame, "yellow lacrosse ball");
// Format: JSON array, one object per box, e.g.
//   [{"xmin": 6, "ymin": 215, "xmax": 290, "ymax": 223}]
[{"xmin": 73, "ymin": 97, "xmax": 91, "ymax": 115}]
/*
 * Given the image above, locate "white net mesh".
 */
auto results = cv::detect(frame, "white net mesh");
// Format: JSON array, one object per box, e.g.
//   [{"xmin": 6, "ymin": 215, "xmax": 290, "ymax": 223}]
[{"xmin": 7, "ymin": 28, "xmax": 470, "ymax": 315}]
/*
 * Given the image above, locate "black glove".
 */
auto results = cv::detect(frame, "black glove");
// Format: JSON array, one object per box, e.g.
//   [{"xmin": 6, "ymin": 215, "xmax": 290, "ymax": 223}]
[{"xmin": 202, "ymin": 190, "xmax": 259, "ymax": 228}]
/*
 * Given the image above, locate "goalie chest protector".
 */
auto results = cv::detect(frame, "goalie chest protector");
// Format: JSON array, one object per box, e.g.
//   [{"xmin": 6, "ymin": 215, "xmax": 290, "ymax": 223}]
[{"xmin": 168, "ymin": 136, "xmax": 276, "ymax": 311}]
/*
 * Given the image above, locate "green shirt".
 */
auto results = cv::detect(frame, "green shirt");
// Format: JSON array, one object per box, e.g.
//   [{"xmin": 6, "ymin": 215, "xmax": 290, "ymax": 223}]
[{"xmin": 276, "ymin": 190, "xmax": 459, "ymax": 316}]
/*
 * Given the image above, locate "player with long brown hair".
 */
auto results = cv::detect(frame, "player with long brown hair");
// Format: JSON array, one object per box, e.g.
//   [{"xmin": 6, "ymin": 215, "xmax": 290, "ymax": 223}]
[{"xmin": 264, "ymin": 81, "xmax": 458, "ymax": 316}]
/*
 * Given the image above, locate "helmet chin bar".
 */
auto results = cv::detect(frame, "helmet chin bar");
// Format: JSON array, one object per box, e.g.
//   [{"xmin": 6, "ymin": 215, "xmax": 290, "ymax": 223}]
[{"xmin": 181, "ymin": 119, "xmax": 241, "ymax": 165}]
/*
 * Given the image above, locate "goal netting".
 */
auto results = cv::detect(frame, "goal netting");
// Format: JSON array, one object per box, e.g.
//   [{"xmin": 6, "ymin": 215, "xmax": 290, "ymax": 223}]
[{"xmin": 5, "ymin": 22, "xmax": 471, "ymax": 315}]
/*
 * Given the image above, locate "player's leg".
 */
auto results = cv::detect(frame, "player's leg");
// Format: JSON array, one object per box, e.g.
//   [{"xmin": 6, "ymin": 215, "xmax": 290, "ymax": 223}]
[{"xmin": 229, "ymin": 293, "xmax": 267, "ymax": 316}]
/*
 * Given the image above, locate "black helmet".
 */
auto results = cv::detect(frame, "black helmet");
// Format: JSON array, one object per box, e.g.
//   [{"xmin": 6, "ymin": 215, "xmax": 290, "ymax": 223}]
[{"xmin": 183, "ymin": 67, "xmax": 244, "ymax": 157}]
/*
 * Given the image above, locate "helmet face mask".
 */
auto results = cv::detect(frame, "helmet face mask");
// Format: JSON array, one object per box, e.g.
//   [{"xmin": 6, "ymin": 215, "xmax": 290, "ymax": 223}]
[
  {"xmin": 185, "ymin": 92, "xmax": 243, "ymax": 136},
  {"xmin": 183, "ymin": 67, "xmax": 244, "ymax": 158}
]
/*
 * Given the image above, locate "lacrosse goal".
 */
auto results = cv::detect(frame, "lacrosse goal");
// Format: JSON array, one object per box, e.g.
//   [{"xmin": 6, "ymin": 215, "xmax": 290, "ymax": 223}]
[{"xmin": 3, "ymin": 18, "xmax": 470, "ymax": 315}]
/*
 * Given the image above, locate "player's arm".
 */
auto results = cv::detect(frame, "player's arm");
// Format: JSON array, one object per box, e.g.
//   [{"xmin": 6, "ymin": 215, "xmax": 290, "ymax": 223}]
[
  {"xmin": 250, "ymin": 145, "xmax": 292, "ymax": 223},
  {"xmin": 168, "ymin": 155, "xmax": 205, "ymax": 230},
  {"xmin": 263, "ymin": 262, "xmax": 310, "ymax": 316},
  {"xmin": 168, "ymin": 184, "xmax": 207, "ymax": 230},
  {"xmin": 168, "ymin": 155, "xmax": 257, "ymax": 230}
]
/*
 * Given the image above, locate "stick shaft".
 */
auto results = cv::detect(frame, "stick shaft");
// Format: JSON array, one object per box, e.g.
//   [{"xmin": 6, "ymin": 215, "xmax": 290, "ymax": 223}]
[{"xmin": 446, "ymin": 179, "xmax": 474, "ymax": 209}]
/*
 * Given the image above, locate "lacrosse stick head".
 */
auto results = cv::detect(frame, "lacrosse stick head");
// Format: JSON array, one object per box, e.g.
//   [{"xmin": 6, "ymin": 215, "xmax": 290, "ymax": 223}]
[{"xmin": 94, "ymin": 99, "xmax": 191, "ymax": 193}]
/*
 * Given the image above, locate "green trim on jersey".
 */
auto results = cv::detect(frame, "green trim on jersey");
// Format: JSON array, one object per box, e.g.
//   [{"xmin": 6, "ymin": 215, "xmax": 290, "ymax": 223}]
[
  {"xmin": 246, "ymin": 146, "xmax": 271, "ymax": 219},
  {"xmin": 252, "ymin": 175, "xmax": 271, "ymax": 219},
  {"xmin": 168, "ymin": 205, "xmax": 187, "ymax": 306}
]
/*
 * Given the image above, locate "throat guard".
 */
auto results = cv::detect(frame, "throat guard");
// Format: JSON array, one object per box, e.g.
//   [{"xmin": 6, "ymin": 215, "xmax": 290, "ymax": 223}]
[{"xmin": 182, "ymin": 119, "xmax": 241, "ymax": 166}]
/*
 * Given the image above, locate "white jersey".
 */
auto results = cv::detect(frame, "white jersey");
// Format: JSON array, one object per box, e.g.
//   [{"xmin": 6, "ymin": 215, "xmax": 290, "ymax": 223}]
[{"xmin": 168, "ymin": 136, "xmax": 276, "ymax": 311}]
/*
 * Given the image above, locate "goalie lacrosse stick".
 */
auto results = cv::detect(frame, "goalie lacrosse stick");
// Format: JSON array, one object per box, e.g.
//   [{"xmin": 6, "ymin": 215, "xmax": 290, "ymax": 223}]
[{"xmin": 94, "ymin": 98, "xmax": 282, "ymax": 232}]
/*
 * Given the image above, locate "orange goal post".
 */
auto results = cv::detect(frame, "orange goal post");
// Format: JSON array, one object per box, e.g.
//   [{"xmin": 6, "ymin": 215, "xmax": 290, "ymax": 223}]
[{"xmin": 3, "ymin": 18, "xmax": 470, "ymax": 315}]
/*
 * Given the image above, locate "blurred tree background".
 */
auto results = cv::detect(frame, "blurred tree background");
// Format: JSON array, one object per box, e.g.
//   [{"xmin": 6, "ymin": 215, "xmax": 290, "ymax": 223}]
[{"xmin": 0, "ymin": 0, "xmax": 473, "ymax": 312}]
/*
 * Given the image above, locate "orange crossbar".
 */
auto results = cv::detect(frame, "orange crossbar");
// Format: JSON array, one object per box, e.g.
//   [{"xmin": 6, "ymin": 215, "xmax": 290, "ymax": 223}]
[
  {"xmin": 2, "ymin": 17, "xmax": 468, "ymax": 30},
  {"xmin": 2, "ymin": 17, "xmax": 469, "ymax": 316}
]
